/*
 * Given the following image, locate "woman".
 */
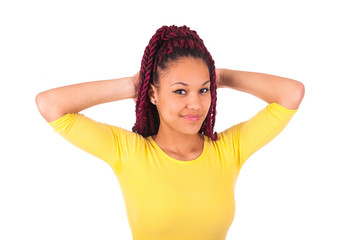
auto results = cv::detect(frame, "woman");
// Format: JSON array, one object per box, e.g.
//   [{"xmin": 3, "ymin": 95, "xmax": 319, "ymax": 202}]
[{"xmin": 36, "ymin": 25, "xmax": 304, "ymax": 240}]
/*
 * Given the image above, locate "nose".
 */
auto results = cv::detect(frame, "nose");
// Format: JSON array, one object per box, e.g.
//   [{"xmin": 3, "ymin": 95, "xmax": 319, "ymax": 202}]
[{"xmin": 186, "ymin": 93, "xmax": 201, "ymax": 110}]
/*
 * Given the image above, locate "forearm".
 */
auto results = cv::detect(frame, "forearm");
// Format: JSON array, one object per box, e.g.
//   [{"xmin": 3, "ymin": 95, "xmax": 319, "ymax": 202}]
[
  {"xmin": 219, "ymin": 68, "xmax": 305, "ymax": 110},
  {"xmin": 36, "ymin": 77, "xmax": 135, "ymax": 122}
]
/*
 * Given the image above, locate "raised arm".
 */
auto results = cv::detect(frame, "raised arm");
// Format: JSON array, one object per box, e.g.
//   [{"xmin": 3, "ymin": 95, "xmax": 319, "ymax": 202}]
[
  {"xmin": 216, "ymin": 68, "xmax": 305, "ymax": 110},
  {"xmin": 35, "ymin": 72, "xmax": 139, "ymax": 122},
  {"xmin": 215, "ymin": 69, "xmax": 304, "ymax": 168}
]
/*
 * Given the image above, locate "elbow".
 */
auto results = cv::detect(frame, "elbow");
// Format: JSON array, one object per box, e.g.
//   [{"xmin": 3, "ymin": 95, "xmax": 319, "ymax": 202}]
[
  {"xmin": 35, "ymin": 92, "xmax": 63, "ymax": 122},
  {"xmin": 288, "ymin": 81, "xmax": 305, "ymax": 110},
  {"xmin": 35, "ymin": 92, "xmax": 47, "ymax": 117},
  {"xmin": 293, "ymin": 81, "xmax": 305, "ymax": 108},
  {"xmin": 277, "ymin": 80, "xmax": 305, "ymax": 110}
]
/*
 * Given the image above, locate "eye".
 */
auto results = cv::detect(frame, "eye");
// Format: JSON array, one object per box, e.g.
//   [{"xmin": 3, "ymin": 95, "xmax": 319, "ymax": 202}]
[
  {"xmin": 173, "ymin": 89, "xmax": 186, "ymax": 95},
  {"xmin": 200, "ymin": 88, "xmax": 209, "ymax": 94}
]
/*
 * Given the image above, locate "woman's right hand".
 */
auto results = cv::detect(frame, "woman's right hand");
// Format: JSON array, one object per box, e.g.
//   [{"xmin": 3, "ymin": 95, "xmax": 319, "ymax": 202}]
[{"xmin": 131, "ymin": 71, "xmax": 140, "ymax": 103}]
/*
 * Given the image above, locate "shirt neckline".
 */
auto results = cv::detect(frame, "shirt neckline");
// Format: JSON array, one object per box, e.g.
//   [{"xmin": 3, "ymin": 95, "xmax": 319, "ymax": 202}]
[{"xmin": 147, "ymin": 135, "xmax": 208, "ymax": 165}]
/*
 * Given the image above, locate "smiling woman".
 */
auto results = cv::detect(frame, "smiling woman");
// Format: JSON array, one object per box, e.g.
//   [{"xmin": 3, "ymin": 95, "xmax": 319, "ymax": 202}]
[
  {"xmin": 147, "ymin": 57, "xmax": 211, "ymax": 152},
  {"xmin": 132, "ymin": 27, "xmax": 218, "ymax": 141},
  {"xmin": 36, "ymin": 25, "xmax": 304, "ymax": 240}
]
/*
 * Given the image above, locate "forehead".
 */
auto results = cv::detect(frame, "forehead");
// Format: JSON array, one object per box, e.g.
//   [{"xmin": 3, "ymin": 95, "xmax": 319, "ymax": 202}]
[{"xmin": 158, "ymin": 57, "xmax": 210, "ymax": 85}]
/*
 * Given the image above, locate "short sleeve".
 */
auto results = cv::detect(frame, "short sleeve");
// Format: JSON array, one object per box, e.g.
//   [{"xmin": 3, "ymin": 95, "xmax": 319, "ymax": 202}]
[
  {"xmin": 48, "ymin": 113, "xmax": 143, "ymax": 173},
  {"xmin": 219, "ymin": 102, "xmax": 298, "ymax": 170}
]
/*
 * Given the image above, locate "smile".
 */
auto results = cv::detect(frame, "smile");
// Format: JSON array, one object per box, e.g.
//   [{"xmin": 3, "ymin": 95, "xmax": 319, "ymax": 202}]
[{"xmin": 181, "ymin": 115, "xmax": 201, "ymax": 122}]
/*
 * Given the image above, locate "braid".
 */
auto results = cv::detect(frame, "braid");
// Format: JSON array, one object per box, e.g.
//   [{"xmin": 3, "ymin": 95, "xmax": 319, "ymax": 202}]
[{"xmin": 132, "ymin": 25, "xmax": 218, "ymax": 141}]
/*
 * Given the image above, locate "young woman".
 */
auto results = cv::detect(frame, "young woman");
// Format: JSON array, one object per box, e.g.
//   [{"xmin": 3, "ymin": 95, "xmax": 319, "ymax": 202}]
[{"xmin": 36, "ymin": 25, "xmax": 304, "ymax": 240}]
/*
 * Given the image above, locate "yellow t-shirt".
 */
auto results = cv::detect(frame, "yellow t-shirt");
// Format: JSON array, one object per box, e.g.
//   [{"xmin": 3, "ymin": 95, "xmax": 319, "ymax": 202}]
[{"xmin": 49, "ymin": 102, "xmax": 297, "ymax": 240}]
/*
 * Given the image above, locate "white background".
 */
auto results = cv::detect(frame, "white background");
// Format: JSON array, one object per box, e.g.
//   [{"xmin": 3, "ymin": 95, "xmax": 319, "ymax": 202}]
[{"xmin": 1, "ymin": 0, "xmax": 359, "ymax": 239}]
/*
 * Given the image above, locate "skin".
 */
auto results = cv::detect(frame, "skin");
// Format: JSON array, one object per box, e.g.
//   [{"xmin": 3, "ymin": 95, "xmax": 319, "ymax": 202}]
[
  {"xmin": 147, "ymin": 57, "xmax": 211, "ymax": 161},
  {"xmin": 36, "ymin": 55, "xmax": 304, "ymax": 161}
]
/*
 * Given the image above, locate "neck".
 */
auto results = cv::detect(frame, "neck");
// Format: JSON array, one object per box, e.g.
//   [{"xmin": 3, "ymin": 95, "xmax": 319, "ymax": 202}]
[{"xmin": 152, "ymin": 126, "xmax": 204, "ymax": 154}]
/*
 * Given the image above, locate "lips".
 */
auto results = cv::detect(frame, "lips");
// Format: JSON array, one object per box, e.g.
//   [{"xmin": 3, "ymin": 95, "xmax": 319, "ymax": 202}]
[{"xmin": 181, "ymin": 115, "xmax": 201, "ymax": 121}]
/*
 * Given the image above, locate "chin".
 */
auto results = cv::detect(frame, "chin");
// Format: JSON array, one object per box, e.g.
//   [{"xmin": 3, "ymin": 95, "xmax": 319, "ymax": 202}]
[{"xmin": 177, "ymin": 122, "xmax": 204, "ymax": 136}]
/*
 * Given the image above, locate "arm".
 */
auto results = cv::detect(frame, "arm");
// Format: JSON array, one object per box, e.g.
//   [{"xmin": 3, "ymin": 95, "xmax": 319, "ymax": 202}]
[
  {"xmin": 35, "ymin": 73, "xmax": 139, "ymax": 122},
  {"xmin": 37, "ymin": 72, "xmax": 141, "ymax": 171},
  {"xmin": 216, "ymin": 68, "xmax": 305, "ymax": 110}
]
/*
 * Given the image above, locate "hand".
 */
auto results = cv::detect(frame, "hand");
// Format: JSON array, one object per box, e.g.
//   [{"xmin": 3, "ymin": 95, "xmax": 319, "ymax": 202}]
[
  {"xmin": 132, "ymin": 71, "xmax": 140, "ymax": 103},
  {"xmin": 215, "ymin": 68, "xmax": 223, "ymax": 88}
]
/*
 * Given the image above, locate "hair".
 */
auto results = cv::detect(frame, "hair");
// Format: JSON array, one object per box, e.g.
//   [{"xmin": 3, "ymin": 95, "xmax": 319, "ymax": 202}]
[{"xmin": 132, "ymin": 25, "xmax": 218, "ymax": 141}]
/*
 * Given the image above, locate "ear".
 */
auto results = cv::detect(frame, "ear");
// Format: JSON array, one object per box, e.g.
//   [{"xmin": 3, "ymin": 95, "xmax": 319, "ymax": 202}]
[{"xmin": 147, "ymin": 84, "xmax": 158, "ymax": 103}]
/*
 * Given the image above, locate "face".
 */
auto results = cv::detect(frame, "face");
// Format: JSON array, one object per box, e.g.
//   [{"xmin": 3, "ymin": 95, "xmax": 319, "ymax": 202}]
[{"xmin": 148, "ymin": 57, "xmax": 211, "ymax": 137}]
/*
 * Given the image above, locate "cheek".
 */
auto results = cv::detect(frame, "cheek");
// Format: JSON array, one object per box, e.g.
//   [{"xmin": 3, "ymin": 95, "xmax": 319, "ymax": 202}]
[
  {"xmin": 157, "ymin": 96, "xmax": 182, "ymax": 117},
  {"xmin": 168, "ymin": 100, "xmax": 184, "ymax": 115},
  {"xmin": 203, "ymin": 95, "xmax": 212, "ymax": 111}
]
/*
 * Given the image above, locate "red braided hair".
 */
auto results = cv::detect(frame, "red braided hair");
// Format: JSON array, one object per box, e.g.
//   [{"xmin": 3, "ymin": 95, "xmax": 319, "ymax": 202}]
[{"xmin": 132, "ymin": 25, "xmax": 218, "ymax": 141}]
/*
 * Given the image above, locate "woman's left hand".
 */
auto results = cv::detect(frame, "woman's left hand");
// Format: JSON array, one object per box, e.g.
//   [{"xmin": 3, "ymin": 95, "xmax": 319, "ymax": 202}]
[{"xmin": 215, "ymin": 68, "xmax": 224, "ymax": 88}]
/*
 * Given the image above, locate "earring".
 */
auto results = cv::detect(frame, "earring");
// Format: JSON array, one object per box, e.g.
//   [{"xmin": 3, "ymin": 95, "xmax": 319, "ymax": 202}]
[{"xmin": 152, "ymin": 100, "xmax": 157, "ymax": 105}]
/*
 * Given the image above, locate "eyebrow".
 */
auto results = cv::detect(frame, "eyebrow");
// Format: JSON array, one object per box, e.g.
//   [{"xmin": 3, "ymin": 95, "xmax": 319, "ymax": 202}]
[{"xmin": 171, "ymin": 80, "xmax": 210, "ymax": 87}]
